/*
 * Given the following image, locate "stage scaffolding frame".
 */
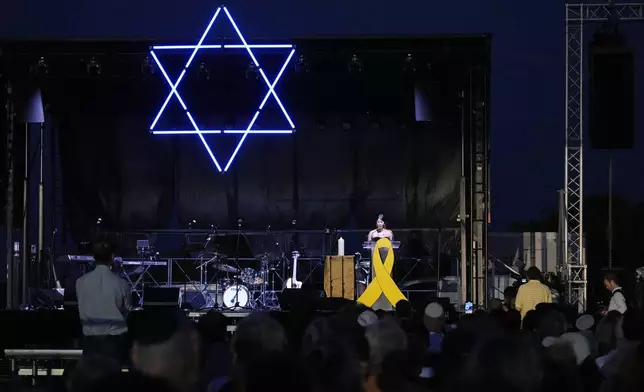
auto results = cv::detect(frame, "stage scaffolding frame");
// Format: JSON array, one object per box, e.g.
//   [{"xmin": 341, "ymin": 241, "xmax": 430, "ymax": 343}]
[{"xmin": 565, "ymin": 2, "xmax": 644, "ymax": 311}]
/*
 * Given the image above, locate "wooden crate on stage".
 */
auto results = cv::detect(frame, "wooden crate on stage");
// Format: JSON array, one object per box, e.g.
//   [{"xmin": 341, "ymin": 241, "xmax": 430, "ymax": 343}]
[{"xmin": 324, "ymin": 256, "xmax": 355, "ymax": 300}]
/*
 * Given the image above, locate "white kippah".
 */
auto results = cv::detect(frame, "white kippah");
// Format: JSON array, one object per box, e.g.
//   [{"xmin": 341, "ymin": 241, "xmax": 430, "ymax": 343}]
[
  {"xmin": 357, "ymin": 310, "xmax": 379, "ymax": 327},
  {"xmin": 575, "ymin": 314, "xmax": 594, "ymax": 331},
  {"xmin": 541, "ymin": 336, "xmax": 560, "ymax": 347},
  {"xmin": 424, "ymin": 302, "xmax": 444, "ymax": 319}
]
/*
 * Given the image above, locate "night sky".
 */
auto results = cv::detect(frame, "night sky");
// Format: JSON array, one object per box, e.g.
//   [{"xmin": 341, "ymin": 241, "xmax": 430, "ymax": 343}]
[{"xmin": 1, "ymin": 0, "xmax": 642, "ymax": 230}]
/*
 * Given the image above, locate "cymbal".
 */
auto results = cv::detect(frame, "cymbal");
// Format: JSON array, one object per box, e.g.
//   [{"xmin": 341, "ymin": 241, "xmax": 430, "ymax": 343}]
[
  {"xmin": 214, "ymin": 264, "xmax": 239, "ymax": 274},
  {"xmin": 255, "ymin": 253, "xmax": 276, "ymax": 261}
]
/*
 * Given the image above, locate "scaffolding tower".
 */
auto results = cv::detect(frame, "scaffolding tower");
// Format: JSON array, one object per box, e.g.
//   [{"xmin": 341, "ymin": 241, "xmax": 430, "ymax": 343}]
[{"xmin": 565, "ymin": 2, "xmax": 644, "ymax": 311}]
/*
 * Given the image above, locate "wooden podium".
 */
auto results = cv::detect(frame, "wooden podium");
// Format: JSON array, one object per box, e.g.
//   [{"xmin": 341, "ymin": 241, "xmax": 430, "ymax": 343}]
[{"xmin": 324, "ymin": 256, "xmax": 355, "ymax": 300}]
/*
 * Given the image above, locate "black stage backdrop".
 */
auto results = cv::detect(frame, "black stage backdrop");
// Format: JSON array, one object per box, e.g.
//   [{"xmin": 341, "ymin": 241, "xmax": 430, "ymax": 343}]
[{"xmin": 49, "ymin": 66, "xmax": 461, "ymax": 237}]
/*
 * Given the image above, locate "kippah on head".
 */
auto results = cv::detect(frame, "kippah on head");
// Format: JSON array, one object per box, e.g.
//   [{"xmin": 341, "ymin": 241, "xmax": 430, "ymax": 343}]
[
  {"xmin": 575, "ymin": 314, "xmax": 595, "ymax": 331},
  {"xmin": 357, "ymin": 310, "xmax": 378, "ymax": 327},
  {"xmin": 424, "ymin": 302, "xmax": 444, "ymax": 319}
]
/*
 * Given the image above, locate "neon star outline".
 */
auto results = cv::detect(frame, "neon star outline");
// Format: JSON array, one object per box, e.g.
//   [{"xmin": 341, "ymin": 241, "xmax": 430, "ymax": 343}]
[{"xmin": 149, "ymin": 6, "xmax": 296, "ymax": 172}]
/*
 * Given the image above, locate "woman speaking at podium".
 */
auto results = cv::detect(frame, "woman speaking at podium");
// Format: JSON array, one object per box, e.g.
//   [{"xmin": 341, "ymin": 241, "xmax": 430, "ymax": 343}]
[
  {"xmin": 367, "ymin": 214, "xmax": 393, "ymax": 241},
  {"xmin": 358, "ymin": 214, "xmax": 393, "ymax": 297}
]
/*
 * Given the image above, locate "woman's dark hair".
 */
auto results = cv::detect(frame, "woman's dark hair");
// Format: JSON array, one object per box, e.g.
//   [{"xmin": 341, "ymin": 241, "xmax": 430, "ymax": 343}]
[
  {"xmin": 446, "ymin": 336, "xmax": 542, "ymax": 392},
  {"xmin": 304, "ymin": 338, "xmax": 363, "ymax": 392},
  {"xmin": 504, "ymin": 286, "xmax": 518, "ymax": 299},
  {"xmin": 197, "ymin": 310, "xmax": 228, "ymax": 343}
]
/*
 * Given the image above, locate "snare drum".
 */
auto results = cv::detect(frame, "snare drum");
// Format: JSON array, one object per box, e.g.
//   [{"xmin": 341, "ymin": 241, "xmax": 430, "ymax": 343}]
[{"xmin": 223, "ymin": 285, "xmax": 251, "ymax": 309}]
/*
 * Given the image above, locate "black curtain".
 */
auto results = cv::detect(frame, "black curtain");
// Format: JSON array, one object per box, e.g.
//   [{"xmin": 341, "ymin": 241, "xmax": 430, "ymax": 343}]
[{"xmin": 49, "ymin": 76, "xmax": 461, "ymax": 241}]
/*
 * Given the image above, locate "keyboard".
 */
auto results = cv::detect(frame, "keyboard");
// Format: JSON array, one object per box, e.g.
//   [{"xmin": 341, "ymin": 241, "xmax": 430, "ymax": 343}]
[{"xmin": 56, "ymin": 255, "xmax": 167, "ymax": 267}]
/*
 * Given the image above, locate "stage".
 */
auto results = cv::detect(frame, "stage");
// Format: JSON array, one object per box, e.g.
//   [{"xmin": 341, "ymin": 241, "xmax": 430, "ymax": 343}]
[{"xmin": 1, "ymin": 34, "xmax": 490, "ymax": 311}]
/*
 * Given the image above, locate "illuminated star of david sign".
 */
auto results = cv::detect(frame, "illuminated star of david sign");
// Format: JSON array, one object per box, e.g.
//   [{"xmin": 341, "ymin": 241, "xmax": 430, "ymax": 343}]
[{"xmin": 149, "ymin": 6, "xmax": 295, "ymax": 172}]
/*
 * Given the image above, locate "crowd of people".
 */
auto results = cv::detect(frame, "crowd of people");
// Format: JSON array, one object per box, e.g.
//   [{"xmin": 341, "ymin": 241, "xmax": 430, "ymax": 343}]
[{"xmin": 56, "ymin": 242, "xmax": 644, "ymax": 392}]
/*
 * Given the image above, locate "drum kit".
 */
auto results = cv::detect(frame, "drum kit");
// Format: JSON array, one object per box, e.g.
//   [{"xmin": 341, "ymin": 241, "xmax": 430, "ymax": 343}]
[{"xmin": 197, "ymin": 252, "xmax": 284, "ymax": 310}]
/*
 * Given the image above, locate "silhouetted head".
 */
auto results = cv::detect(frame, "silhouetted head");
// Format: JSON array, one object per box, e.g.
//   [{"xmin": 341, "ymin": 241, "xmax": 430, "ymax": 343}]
[
  {"xmin": 526, "ymin": 266, "xmax": 542, "ymax": 281},
  {"xmin": 92, "ymin": 241, "xmax": 114, "ymax": 265}
]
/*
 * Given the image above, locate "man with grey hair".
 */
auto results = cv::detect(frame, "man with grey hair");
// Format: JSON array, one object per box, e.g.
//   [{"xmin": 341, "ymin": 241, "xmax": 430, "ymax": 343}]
[
  {"xmin": 363, "ymin": 316, "xmax": 423, "ymax": 392},
  {"xmin": 364, "ymin": 316, "xmax": 408, "ymax": 375},
  {"xmin": 130, "ymin": 309, "xmax": 200, "ymax": 392}
]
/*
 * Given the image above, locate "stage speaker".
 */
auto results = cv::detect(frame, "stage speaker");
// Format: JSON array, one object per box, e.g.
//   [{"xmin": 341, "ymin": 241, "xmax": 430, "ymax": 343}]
[
  {"xmin": 589, "ymin": 41, "xmax": 634, "ymax": 149},
  {"xmin": 279, "ymin": 288, "xmax": 322, "ymax": 311},
  {"xmin": 36, "ymin": 288, "xmax": 64, "ymax": 308},
  {"xmin": 143, "ymin": 287, "xmax": 180, "ymax": 308},
  {"xmin": 180, "ymin": 291, "xmax": 208, "ymax": 310}
]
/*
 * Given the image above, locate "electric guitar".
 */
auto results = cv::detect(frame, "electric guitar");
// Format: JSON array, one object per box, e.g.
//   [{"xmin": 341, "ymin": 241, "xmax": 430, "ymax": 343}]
[{"xmin": 285, "ymin": 251, "xmax": 302, "ymax": 289}]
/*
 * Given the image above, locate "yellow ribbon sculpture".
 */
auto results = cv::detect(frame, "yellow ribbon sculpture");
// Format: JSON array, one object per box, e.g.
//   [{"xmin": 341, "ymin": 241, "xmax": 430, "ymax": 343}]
[{"xmin": 357, "ymin": 238, "xmax": 407, "ymax": 307}]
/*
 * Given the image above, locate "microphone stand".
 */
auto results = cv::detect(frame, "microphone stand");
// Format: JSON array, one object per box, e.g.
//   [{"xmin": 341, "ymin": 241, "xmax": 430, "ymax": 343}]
[
  {"xmin": 49, "ymin": 228, "xmax": 61, "ymax": 289},
  {"xmin": 268, "ymin": 225, "xmax": 286, "ymax": 288},
  {"xmin": 233, "ymin": 219, "xmax": 243, "ymax": 309},
  {"xmin": 196, "ymin": 224, "xmax": 220, "ymax": 309}
]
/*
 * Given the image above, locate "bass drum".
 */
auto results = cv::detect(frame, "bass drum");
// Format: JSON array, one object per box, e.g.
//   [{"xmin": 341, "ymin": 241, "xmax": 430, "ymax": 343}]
[{"xmin": 222, "ymin": 285, "xmax": 252, "ymax": 309}]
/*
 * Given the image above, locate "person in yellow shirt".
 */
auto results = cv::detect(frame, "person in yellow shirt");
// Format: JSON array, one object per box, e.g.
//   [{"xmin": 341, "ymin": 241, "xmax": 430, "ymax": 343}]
[{"xmin": 515, "ymin": 266, "xmax": 552, "ymax": 318}]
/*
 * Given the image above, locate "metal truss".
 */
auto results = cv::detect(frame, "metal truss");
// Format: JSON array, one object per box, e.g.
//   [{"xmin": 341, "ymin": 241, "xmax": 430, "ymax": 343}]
[{"xmin": 565, "ymin": 2, "xmax": 644, "ymax": 311}]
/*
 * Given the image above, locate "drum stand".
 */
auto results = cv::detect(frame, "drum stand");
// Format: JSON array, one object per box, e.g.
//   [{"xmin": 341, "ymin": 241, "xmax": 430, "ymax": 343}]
[
  {"xmin": 197, "ymin": 255, "xmax": 222, "ymax": 309},
  {"xmin": 261, "ymin": 253, "xmax": 285, "ymax": 310},
  {"xmin": 257, "ymin": 254, "xmax": 280, "ymax": 309},
  {"xmin": 227, "ymin": 220, "xmax": 253, "ymax": 310}
]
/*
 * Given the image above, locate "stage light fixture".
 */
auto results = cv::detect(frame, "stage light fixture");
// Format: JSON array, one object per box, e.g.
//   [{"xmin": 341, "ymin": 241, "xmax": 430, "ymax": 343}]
[
  {"xmin": 198, "ymin": 62, "xmax": 211, "ymax": 80},
  {"xmin": 294, "ymin": 54, "xmax": 309, "ymax": 73},
  {"xmin": 29, "ymin": 57, "xmax": 48, "ymax": 77},
  {"xmin": 404, "ymin": 54, "xmax": 416, "ymax": 72},
  {"xmin": 141, "ymin": 56, "xmax": 156, "ymax": 76},
  {"xmin": 348, "ymin": 54, "xmax": 363, "ymax": 73},
  {"xmin": 245, "ymin": 62, "xmax": 258, "ymax": 79},
  {"xmin": 86, "ymin": 57, "xmax": 102, "ymax": 76},
  {"xmin": 149, "ymin": 6, "xmax": 296, "ymax": 172},
  {"xmin": 316, "ymin": 120, "xmax": 326, "ymax": 131}
]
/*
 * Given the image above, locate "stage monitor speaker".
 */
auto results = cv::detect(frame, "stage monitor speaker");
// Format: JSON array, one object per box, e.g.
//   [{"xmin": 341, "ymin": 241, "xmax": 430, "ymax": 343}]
[
  {"xmin": 589, "ymin": 44, "xmax": 634, "ymax": 149},
  {"xmin": 279, "ymin": 288, "xmax": 321, "ymax": 311},
  {"xmin": 143, "ymin": 287, "xmax": 180, "ymax": 308},
  {"xmin": 180, "ymin": 291, "xmax": 208, "ymax": 310}
]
